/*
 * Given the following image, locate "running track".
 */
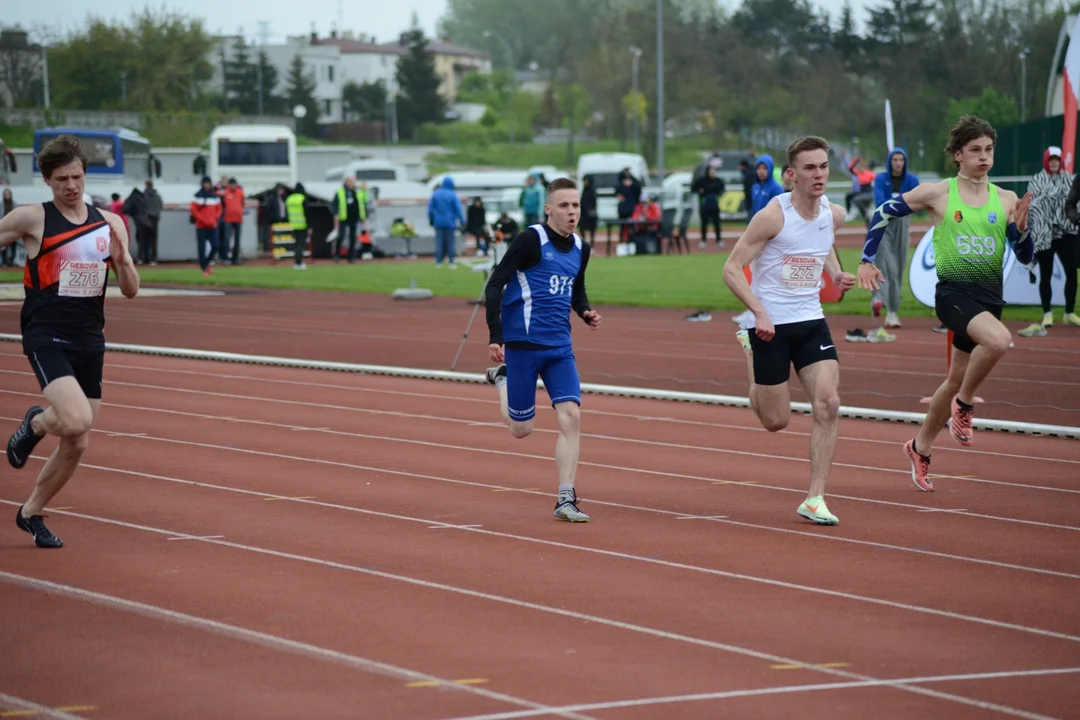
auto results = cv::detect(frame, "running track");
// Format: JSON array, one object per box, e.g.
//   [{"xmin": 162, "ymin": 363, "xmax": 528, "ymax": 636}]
[
  {"xmin": 0, "ymin": 345, "xmax": 1078, "ymax": 719},
  {"xmin": 1, "ymin": 286, "xmax": 1072, "ymax": 426}
]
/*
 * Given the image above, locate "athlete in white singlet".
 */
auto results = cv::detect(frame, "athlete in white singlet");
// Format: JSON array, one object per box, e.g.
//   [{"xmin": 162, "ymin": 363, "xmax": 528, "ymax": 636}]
[{"xmin": 722, "ymin": 136, "xmax": 856, "ymax": 526}]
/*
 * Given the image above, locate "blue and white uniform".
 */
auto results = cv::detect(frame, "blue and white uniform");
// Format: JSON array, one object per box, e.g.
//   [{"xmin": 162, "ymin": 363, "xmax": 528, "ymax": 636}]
[{"xmin": 485, "ymin": 224, "xmax": 593, "ymax": 421}]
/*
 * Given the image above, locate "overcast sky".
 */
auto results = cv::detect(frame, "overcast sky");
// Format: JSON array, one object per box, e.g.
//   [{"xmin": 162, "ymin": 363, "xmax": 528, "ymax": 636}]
[{"xmin": 7, "ymin": 0, "xmax": 875, "ymax": 45}]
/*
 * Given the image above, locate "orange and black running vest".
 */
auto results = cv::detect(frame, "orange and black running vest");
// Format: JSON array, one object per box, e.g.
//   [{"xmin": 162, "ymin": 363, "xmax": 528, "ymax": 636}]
[{"xmin": 21, "ymin": 201, "xmax": 112, "ymax": 352}]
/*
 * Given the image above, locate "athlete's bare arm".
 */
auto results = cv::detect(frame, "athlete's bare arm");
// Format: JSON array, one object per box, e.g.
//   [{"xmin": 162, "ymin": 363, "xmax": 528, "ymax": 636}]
[
  {"xmin": 722, "ymin": 199, "xmax": 784, "ymax": 341},
  {"xmin": 101, "ymin": 209, "xmax": 140, "ymax": 299},
  {"xmin": 0, "ymin": 204, "xmax": 45, "ymax": 255}
]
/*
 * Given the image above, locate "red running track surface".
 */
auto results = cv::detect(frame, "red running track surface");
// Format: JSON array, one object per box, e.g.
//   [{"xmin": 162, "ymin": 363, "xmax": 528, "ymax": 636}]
[
  {"xmin": 2, "ymin": 286, "xmax": 1073, "ymax": 427},
  {"xmin": 0, "ymin": 350, "xmax": 1078, "ymax": 719}
]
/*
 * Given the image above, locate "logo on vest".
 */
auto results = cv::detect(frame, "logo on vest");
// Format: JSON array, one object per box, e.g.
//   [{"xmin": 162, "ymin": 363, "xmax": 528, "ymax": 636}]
[
  {"xmin": 96, "ymin": 235, "xmax": 108, "ymax": 252},
  {"xmin": 988, "ymin": 212, "xmax": 997, "ymax": 224},
  {"xmin": 544, "ymin": 251, "xmax": 554, "ymax": 260},
  {"xmin": 954, "ymin": 210, "xmax": 963, "ymax": 223}
]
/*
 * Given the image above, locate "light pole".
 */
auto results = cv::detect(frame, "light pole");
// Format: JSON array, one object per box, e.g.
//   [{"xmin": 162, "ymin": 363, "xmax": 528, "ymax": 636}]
[
  {"xmin": 629, "ymin": 45, "xmax": 642, "ymax": 154},
  {"xmin": 483, "ymin": 30, "xmax": 516, "ymax": 143},
  {"xmin": 656, "ymin": 0, "xmax": 665, "ymax": 181},
  {"xmin": 40, "ymin": 44, "xmax": 50, "ymax": 109},
  {"xmin": 1019, "ymin": 47, "xmax": 1030, "ymax": 123}
]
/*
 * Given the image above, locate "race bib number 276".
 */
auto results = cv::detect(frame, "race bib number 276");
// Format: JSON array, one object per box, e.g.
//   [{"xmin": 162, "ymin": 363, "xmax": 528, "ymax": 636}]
[{"xmin": 58, "ymin": 260, "xmax": 107, "ymax": 297}]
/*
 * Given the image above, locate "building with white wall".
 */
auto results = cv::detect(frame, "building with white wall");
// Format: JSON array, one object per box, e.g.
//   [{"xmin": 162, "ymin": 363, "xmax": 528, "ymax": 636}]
[{"xmin": 209, "ymin": 33, "xmax": 344, "ymax": 124}]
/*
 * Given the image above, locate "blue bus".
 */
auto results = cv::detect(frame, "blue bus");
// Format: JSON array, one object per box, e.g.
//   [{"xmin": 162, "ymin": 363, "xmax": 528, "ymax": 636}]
[{"xmin": 33, "ymin": 127, "xmax": 161, "ymax": 182}]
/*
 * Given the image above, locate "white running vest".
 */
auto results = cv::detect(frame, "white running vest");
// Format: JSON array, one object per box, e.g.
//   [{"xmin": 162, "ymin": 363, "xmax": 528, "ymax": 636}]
[{"xmin": 749, "ymin": 193, "xmax": 834, "ymax": 327}]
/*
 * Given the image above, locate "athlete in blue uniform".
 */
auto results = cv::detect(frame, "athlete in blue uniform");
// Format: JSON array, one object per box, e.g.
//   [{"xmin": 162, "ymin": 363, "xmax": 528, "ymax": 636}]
[{"xmin": 484, "ymin": 177, "xmax": 602, "ymax": 522}]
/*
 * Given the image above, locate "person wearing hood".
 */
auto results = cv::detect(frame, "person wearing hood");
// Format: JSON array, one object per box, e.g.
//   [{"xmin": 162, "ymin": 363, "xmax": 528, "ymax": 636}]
[
  {"xmin": 1025, "ymin": 147, "xmax": 1080, "ymax": 335},
  {"xmin": 428, "ymin": 176, "xmax": 466, "ymax": 268},
  {"xmin": 519, "ymin": 174, "xmax": 544, "ymax": 227},
  {"xmin": 870, "ymin": 148, "xmax": 920, "ymax": 330},
  {"xmin": 749, "ymin": 155, "xmax": 784, "ymax": 221}
]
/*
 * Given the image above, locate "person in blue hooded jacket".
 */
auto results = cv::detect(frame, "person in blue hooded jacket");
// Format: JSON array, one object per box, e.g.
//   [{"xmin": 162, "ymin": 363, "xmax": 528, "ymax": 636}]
[
  {"xmin": 749, "ymin": 154, "xmax": 785, "ymax": 220},
  {"xmin": 428, "ymin": 176, "xmax": 466, "ymax": 267},
  {"xmin": 870, "ymin": 148, "xmax": 920, "ymax": 328}
]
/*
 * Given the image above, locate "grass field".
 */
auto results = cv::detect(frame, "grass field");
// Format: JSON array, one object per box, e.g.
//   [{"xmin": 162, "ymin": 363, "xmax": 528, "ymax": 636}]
[{"xmin": 1, "ymin": 248, "xmax": 1052, "ymax": 324}]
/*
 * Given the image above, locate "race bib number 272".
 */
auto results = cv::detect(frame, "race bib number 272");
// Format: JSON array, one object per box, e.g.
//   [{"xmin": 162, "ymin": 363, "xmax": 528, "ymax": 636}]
[
  {"xmin": 780, "ymin": 255, "xmax": 824, "ymax": 288},
  {"xmin": 58, "ymin": 260, "xmax": 107, "ymax": 297}
]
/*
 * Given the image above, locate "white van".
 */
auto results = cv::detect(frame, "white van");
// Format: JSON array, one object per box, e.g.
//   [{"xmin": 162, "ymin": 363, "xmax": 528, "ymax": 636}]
[
  {"xmin": 325, "ymin": 159, "xmax": 408, "ymax": 183},
  {"xmin": 576, "ymin": 152, "xmax": 649, "ymax": 224}
]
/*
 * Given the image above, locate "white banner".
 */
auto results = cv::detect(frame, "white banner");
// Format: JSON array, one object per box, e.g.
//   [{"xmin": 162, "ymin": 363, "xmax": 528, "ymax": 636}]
[{"xmin": 908, "ymin": 227, "xmax": 1068, "ymax": 307}]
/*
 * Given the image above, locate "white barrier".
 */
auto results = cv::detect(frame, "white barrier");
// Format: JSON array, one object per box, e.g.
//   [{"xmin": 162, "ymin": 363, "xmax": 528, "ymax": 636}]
[{"xmin": 0, "ymin": 334, "xmax": 1075, "ymax": 439}]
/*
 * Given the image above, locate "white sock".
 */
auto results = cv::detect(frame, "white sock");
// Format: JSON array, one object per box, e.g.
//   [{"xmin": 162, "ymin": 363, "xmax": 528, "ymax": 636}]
[{"xmin": 558, "ymin": 483, "xmax": 574, "ymax": 497}]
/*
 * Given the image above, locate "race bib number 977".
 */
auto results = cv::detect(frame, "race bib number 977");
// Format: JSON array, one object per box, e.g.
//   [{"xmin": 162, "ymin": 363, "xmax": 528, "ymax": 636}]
[
  {"xmin": 780, "ymin": 255, "xmax": 824, "ymax": 289},
  {"xmin": 58, "ymin": 260, "xmax": 107, "ymax": 297}
]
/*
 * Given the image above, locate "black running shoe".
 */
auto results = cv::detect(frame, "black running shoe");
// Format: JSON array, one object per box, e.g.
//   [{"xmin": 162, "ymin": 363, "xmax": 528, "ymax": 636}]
[
  {"xmin": 485, "ymin": 364, "xmax": 507, "ymax": 385},
  {"xmin": 7, "ymin": 406, "xmax": 44, "ymax": 469},
  {"xmin": 16, "ymin": 506, "xmax": 63, "ymax": 548}
]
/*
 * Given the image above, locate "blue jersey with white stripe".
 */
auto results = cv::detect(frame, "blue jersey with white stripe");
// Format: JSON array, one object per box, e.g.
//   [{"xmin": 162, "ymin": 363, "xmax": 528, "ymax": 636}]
[{"xmin": 501, "ymin": 225, "xmax": 583, "ymax": 347}]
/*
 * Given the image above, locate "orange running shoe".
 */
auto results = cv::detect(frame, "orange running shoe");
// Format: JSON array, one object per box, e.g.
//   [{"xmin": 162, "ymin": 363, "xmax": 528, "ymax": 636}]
[
  {"xmin": 950, "ymin": 398, "xmax": 974, "ymax": 447},
  {"xmin": 903, "ymin": 439, "xmax": 933, "ymax": 492}
]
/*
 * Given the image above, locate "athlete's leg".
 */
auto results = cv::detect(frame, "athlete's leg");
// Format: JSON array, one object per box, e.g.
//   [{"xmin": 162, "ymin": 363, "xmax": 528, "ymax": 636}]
[
  {"xmin": 553, "ymin": 401, "xmax": 580, "ymax": 490},
  {"xmin": 956, "ymin": 312, "xmax": 1011, "ymax": 405},
  {"xmin": 913, "ymin": 347, "xmax": 969, "ymax": 457},
  {"xmin": 23, "ymin": 393, "xmax": 99, "ymax": 517},
  {"xmin": 795, "ymin": 360, "xmax": 841, "ymax": 500},
  {"xmin": 497, "ymin": 347, "xmax": 538, "ymax": 438},
  {"xmin": 539, "ymin": 347, "xmax": 588, "ymax": 521},
  {"xmin": 745, "ymin": 328, "xmax": 793, "ymax": 432},
  {"xmin": 788, "ymin": 320, "xmax": 841, "ymax": 525}
]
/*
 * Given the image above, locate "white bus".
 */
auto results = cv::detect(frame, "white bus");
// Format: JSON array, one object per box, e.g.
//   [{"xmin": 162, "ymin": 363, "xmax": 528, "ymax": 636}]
[{"xmin": 197, "ymin": 124, "xmax": 297, "ymax": 194}]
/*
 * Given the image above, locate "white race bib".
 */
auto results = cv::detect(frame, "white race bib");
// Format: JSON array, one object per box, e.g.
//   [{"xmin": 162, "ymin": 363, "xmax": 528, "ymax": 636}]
[
  {"xmin": 58, "ymin": 260, "xmax": 108, "ymax": 297},
  {"xmin": 781, "ymin": 255, "xmax": 824, "ymax": 289}
]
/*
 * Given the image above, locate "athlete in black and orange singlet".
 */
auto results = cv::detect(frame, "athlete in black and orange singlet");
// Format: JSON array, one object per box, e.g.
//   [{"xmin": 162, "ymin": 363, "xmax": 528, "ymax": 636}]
[{"xmin": 0, "ymin": 134, "xmax": 140, "ymax": 549}]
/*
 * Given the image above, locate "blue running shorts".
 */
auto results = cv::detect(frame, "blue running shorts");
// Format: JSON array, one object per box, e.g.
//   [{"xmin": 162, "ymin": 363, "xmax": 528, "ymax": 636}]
[{"xmin": 504, "ymin": 345, "xmax": 581, "ymax": 422}]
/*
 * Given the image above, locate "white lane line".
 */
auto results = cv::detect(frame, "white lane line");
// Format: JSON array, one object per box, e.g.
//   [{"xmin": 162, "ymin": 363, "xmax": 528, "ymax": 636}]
[{"xmin": 0, "ymin": 570, "xmax": 587, "ymax": 720}]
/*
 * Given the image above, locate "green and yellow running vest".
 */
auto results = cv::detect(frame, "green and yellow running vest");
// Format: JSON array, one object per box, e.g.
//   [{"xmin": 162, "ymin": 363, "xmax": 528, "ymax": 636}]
[
  {"xmin": 933, "ymin": 177, "xmax": 1007, "ymax": 304},
  {"xmin": 286, "ymin": 192, "xmax": 307, "ymax": 231}
]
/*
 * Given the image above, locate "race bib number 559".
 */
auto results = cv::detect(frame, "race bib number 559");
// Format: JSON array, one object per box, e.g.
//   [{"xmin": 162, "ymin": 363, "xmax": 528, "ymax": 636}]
[
  {"xmin": 59, "ymin": 260, "xmax": 107, "ymax": 297},
  {"xmin": 781, "ymin": 255, "xmax": 824, "ymax": 288}
]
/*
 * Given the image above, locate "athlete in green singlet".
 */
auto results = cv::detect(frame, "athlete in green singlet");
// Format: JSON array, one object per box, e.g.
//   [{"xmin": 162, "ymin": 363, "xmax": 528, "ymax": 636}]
[{"xmin": 856, "ymin": 115, "xmax": 1033, "ymax": 492}]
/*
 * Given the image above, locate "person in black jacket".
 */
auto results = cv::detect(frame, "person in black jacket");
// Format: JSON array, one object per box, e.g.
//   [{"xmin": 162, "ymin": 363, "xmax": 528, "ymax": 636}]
[
  {"xmin": 691, "ymin": 165, "xmax": 725, "ymax": 250},
  {"xmin": 465, "ymin": 196, "xmax": 490, "ymax": 256}
]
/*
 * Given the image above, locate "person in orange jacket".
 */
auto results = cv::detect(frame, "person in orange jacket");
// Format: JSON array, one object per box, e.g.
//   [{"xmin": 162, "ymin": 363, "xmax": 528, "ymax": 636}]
[
  {"xmin": 190, "ymin": 176, "xmax": 222, "ymax": 276},
  {"xmin": 221, "ymin": 177, "xmax": 245, "ymax": 265}
]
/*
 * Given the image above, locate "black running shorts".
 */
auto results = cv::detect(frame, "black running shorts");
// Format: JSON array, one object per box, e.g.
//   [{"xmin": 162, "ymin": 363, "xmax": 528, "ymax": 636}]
[
  {"xmin": 748, "ymin": 318, "xmax": 838, "ymax": 387},
  {"xmin": 935, "ymin": 286, "xmax": 1003, "ymax": 355},
  {"xmin": 26, "ymin": 346, "xmax": 104, "ymax": 399}
]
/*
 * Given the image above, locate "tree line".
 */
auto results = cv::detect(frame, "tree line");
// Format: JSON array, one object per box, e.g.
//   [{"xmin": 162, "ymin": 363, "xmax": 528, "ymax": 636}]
[
  {"xmin": 0, "ymin": 10, "xmax": 451, "ymax": 141},
  {"xmin": 439, "ymin": 0, "xmax": 1070, "ymax": 171}
]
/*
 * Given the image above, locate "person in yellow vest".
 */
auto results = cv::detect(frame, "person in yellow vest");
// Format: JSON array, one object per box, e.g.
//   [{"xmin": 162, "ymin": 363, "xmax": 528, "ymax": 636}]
[
  {"xmin": 286, "ymin": 183, "xmax": 312, "ymax": 270},
  {"xmin": 331, "ymin": 177, "xmax": 366, "ymax": 263}
]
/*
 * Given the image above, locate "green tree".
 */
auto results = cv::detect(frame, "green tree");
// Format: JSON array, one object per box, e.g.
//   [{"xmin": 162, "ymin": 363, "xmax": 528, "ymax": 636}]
[
  {"xmin": 47, "ymin": 9, "xmax": 213, "ymax": 111},
  {"xmin": 342, "ymin": 80, "xmax": 387, "ymax": 122},
  {"xmin": 284, "ymin": 54, "xmax": 320, "ymax": 136},
  {"xmin": 946, "ymin": 87, "xmax": 1021, "ymax": 129},
  {"xmin": 559, "ymin": 82, "xmax": 592, "ymax": 164},
  {"xmin": 225, "ymin": 36, "xmax": 259, "ymax": 115},
  {"xmin": 255, "ymin": 48, "xmax": 285, "ymax": 115},
  {"xmin": 395, "ymin": 24, "xmax": 447, "ymax": 139}
]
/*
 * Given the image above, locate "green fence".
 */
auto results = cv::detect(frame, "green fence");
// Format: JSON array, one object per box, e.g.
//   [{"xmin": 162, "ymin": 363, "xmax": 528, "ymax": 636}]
[{"xmin": 994, "ymin": 114, "xmax": 1075, "ymax": 194}]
